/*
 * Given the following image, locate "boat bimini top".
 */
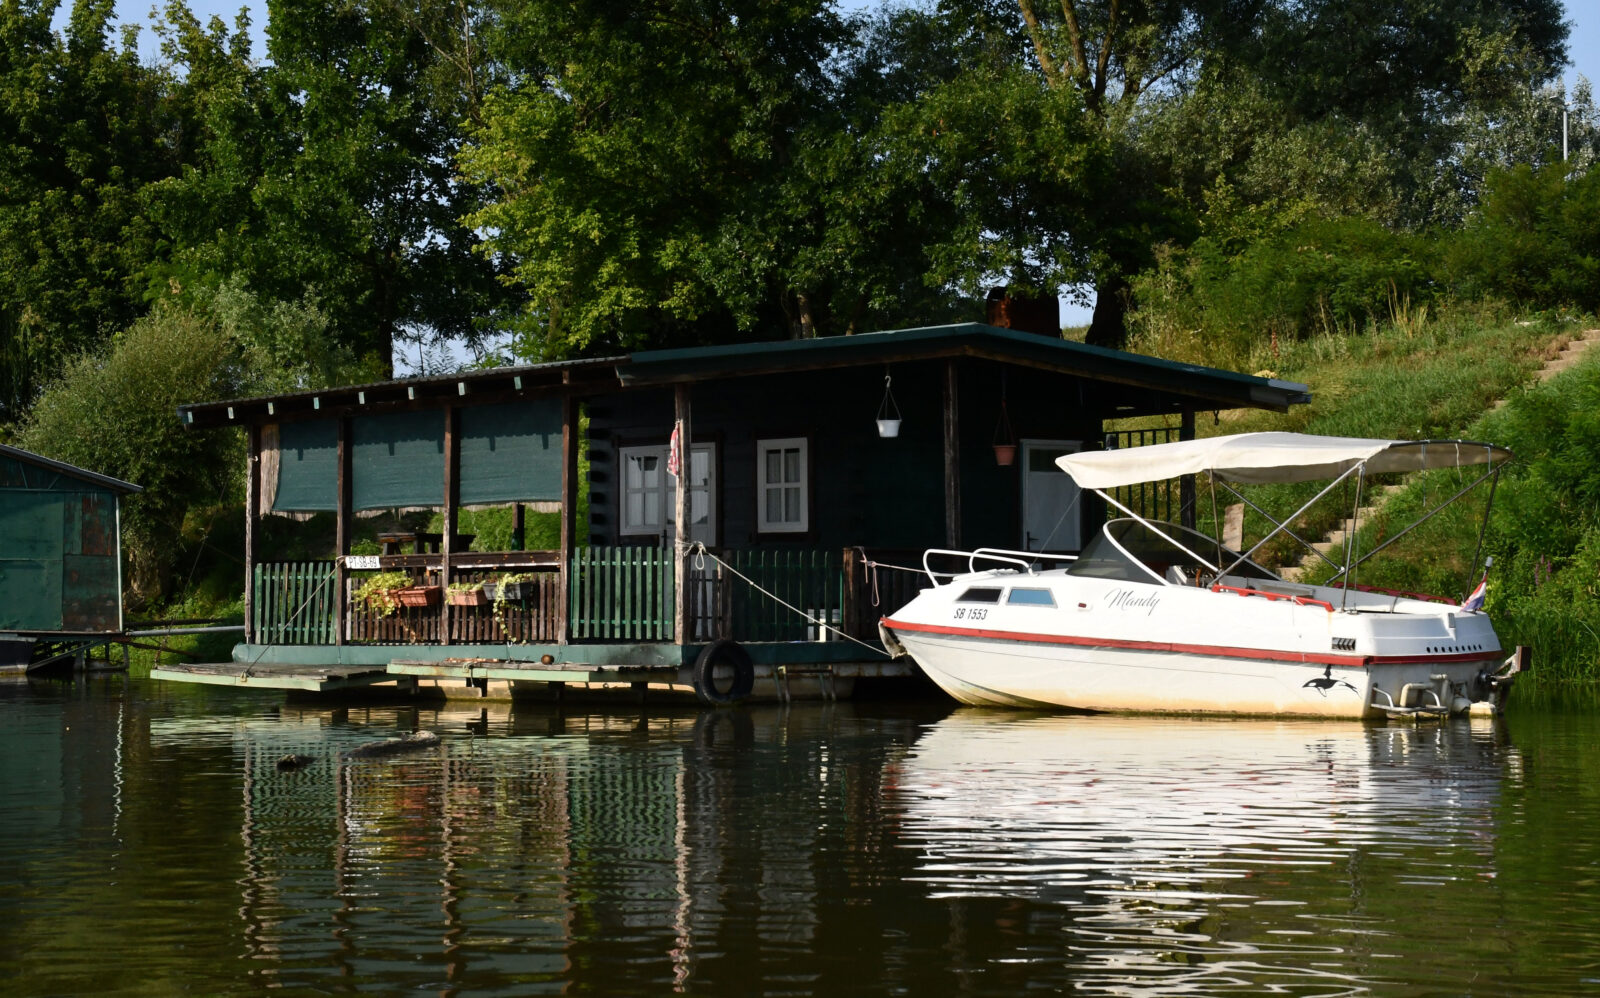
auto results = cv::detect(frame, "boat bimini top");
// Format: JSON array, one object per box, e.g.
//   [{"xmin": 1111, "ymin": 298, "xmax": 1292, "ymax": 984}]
[
  {"xmin": 1056, "ymin": 432, "xmax": 1511, "ymax": 488},
  {"xmin": 1056, "ymin": 432, "xmax": 1514, "ymax": 597}
]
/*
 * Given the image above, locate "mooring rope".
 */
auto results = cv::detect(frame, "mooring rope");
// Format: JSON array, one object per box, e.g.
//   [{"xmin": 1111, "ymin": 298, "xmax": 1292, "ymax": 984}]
[{"xmin": 686, "ymin": 542, "xmax": 891, "ymax": 657}]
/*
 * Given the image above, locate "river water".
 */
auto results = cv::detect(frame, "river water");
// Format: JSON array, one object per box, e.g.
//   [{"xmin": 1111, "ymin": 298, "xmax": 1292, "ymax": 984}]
[{"xmin": 4, "ymin": 677, "xmax": 1598, "ymax": 996}]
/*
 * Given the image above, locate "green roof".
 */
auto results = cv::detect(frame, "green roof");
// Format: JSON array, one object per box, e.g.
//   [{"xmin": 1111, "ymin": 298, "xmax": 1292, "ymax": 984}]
[
  {"xmin": 620, "ymin": 323, "xmax": 1310, "ymax": 412},
  {"xmin": 177, "ymin": 322, "xmax": 1309, "ymax": 429}
]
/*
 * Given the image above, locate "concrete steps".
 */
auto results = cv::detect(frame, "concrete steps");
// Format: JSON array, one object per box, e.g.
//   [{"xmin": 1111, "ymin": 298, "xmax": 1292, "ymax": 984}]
[{"xmin": 1493, "ymin": 327, "xmax": 1600, "ymax": 408}]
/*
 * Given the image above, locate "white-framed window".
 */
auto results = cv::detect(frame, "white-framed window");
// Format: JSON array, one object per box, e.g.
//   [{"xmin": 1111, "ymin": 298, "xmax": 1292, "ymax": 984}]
[
  {"xmin": 757, "ymin": 437, "xmax": 808, "ymax": 533},
  {"xmin": 620, "ymin": 443, "xmax": 717, "ymax": 542}
]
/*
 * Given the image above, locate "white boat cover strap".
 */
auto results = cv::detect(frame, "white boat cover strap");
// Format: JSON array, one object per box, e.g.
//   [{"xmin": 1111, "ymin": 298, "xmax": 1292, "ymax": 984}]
[{"xmin": 1056, "ymin": 432, "xmax": 1511, "ymax": 488}]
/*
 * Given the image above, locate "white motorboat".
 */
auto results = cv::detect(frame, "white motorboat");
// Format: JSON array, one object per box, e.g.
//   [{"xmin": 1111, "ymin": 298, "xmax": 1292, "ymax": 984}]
[{"xmin": 880, "ymin": 432, "xmax": 1524, "ymax": 719}]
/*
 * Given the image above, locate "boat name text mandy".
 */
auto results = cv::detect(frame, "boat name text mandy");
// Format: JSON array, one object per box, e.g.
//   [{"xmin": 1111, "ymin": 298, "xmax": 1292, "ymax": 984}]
[{"xmin": 1107, "ymin": 589, "xmax": 1163, "ymax": 615}]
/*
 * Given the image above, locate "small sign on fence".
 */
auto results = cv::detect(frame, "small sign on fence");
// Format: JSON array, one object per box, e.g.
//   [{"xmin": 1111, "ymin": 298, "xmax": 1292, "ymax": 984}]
[{"xmin": 344, "ymin": 555, "xmax": 382, "ymax": 570}]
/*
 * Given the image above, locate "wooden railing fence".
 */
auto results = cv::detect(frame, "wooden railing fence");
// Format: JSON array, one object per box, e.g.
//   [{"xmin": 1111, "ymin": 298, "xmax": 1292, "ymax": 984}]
[
  {"xmin": 254, "ymin": 546, "xmax": 930, "ymax": 647},
  {"xmin": 699, "ymin": 549, "xmax": 842, "ymax": 643},
  {"xmin": 254, "ymin": 562, "xmax": 338, "ymax": 645},
  {"xmin": 567, "ymin": 546, "xmax": 675, "ymax": 641}
]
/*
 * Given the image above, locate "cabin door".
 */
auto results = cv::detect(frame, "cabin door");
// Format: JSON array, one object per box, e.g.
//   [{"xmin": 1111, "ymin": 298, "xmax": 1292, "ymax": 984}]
[{"xmin": 1021, "ymin": 439, "xmax": 1083, "ymax": 552}]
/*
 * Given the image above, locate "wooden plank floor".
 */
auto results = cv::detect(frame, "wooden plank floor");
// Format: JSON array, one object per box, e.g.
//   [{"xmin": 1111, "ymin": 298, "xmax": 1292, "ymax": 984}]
[
  {"xmin": 387, "ymin": 658, "xmax": 680, "ymax": 683},
  {"xmin": 151, "ymin": 661, "xmax": 397, "ymax": 692}
]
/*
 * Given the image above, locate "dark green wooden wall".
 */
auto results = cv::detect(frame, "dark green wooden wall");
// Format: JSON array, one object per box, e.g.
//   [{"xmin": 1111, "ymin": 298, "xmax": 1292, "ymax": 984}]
[{"xmin": 584, "ymin": 357, "xmax": 1101, "ymax": 554}]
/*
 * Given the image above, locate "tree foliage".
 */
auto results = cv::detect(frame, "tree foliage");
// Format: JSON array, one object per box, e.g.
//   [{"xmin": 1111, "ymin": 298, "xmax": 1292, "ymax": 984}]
[
  {"xmin": 147, "ymin": 0, "xmax": 513, "ymax": 374},
  {"xmin": 0, "ymin": 0, "xmax": 190, "ymax": 417},
  {"xmin": 17, "ymin": 307, "xmax": 248, "ymax": 601}
]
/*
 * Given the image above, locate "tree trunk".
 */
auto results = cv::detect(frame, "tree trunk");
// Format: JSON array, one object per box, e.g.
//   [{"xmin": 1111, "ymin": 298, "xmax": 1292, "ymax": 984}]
[
  {"xmin": 796, "ymin": 292, "xmax": 817, "ymax": 338},
  {"xmin": 1085, "ymin": 275, "xmax": 1130, "ymax": 350}
]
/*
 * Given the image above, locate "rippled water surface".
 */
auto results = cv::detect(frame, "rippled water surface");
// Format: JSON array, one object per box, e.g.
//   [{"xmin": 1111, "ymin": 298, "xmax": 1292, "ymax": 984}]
[{"xmin": 5, "ymin": 677, "xmax": 1600, "ymax": 995}]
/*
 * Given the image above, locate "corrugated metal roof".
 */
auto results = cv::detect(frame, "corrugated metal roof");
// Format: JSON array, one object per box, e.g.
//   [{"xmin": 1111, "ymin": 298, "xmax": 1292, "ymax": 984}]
[{"xmin": 0, "ymin": 444, "xmax": 142, "ymax": 494}]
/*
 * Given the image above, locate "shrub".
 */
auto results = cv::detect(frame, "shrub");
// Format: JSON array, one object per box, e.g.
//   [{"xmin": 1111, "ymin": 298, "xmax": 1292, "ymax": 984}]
[
  {"xmin": 18, "ymin": 308, "xmax": 247, "ymax": 603},
  {"xmin": 1445, "ymin": 162, "xmax": 1600, "ymax": 313},
  {"xmin": 1130, "ymin": 216, "xmax": 1438, "ymax": 368}
]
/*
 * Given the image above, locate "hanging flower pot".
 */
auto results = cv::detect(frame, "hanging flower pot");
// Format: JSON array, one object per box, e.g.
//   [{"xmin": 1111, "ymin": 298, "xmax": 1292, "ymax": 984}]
[
  {"xmin": 992, "ymin": 373, "xmax": 1016, "ymax": 465},
  {"xmin": 876, "ymin": 373, "xmax": 902, "ymax": 438}
]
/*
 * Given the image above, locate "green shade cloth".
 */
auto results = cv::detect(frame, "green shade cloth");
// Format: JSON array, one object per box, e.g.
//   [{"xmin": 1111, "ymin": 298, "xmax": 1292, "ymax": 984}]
[
  {"xmin": 270, "ymin": 401, "xmax": 566, "ymax": 513},
  {"xmin": 272, "ymin": 419, "xmax": 338, "ymax": 513},
  {"xmin": 460, "ymin": 400, "xmax": 564, "ymax": 504},
  {"xmin": 352, "ymin": 410, "xmax": 444, "ymax": 510}
]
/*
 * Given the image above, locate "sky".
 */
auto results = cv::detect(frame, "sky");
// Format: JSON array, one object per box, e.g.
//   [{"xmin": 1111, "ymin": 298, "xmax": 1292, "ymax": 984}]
[{"xmin": 50, "ymin": 1, "xmax": 1600, "ymax": 331}]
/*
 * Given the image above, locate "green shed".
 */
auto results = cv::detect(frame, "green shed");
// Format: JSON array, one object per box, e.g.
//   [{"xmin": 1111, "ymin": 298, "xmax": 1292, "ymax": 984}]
[{"xmin": 0, "ymin": 445, "xmax": 140, "ymax": 634}]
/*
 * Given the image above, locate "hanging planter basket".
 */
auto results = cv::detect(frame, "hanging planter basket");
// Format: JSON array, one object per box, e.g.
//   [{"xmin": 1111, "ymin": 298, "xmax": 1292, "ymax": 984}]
[
  {"xmin": 877, "ymin": 374, "xmax": 902, "ymax": 438},
  {"xmin": 992, "ymin": 375, "xmax": 1016, "ymax": 466}
]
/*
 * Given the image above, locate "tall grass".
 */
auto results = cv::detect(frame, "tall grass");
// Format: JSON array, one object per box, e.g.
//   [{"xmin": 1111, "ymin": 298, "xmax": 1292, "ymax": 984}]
[
  {"xmin": 1121, "ymin": 306, "xmax": 1573, "ymax": 569},
  {"xmin": 1316, "ymin": 346, "xmax": 1600, "ymax": 684}
]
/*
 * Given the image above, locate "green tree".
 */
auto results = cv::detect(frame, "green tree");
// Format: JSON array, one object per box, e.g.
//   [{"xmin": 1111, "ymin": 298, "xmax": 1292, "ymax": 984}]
[
  {"xmin": 465, "ymin": 0, "xmax": 857, "ymax": 357},
  {"xmin": 996, "ymin": 0, "xmax": 1567, "ymax": 346},
  {"xmin": 146, "ymin": 0, "xmax": 512, "ymax": 376},
  {"xmin": 0, "ymin": 0, "xmax": 187, "ymax": 417}
]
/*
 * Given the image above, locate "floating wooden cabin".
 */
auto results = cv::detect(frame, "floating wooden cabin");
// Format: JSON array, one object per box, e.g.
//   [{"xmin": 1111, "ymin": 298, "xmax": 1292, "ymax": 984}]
[
  {"xmin": 158, "ymin": 322, "xmax": 1308, "ymax": 699},
  {"xmin": 0, "ymin": 444, "xmax": 141, "ymax": 673}
]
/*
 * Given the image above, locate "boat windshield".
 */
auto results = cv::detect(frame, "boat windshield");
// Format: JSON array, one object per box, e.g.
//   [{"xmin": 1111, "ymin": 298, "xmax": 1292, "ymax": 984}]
[{"xmin": 1067, "ymin": 519, "xmax": 1279, "ymax": 585}]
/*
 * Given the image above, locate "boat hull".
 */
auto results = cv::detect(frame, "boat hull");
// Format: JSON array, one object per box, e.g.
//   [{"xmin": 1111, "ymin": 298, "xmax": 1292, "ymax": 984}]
[{"xmin": 890, "ymin": 625, "xmax": 1500, "ymax": 718}]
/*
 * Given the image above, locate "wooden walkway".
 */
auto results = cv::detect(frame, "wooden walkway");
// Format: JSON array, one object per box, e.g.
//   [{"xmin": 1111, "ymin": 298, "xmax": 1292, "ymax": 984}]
[
  {"xmin": 150, "ymin": 661, "xmax": 398, "ymax": 692},
  {"xmin": 388, "ymin": 657, "xmax": 678, "ymax": 685}
]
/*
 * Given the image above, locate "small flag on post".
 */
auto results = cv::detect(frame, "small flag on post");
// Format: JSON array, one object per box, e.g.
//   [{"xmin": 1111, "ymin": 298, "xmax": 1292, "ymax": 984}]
[
  {"xmin": 667, "ymin": 422, "xmax": 681, "ymax": 478},
  {"xmin": 1461, "ymin": 572, "xmax": 1488, "ymax": 613}
]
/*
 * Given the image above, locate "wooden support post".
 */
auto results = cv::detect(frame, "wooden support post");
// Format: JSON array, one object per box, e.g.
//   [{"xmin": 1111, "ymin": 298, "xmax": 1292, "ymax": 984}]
[
  {"xmin": 673, "ymin": 385, "xmax": 692, "ymax": 646},
  {"xmin": 441, "ymin": 406, "xmax": 459, "ymax": 646},
  {"xmin": 943, "ymin": 360, "xmax": 962, "ymax": 549},
  {"xmin": 841, "ymin": 546, "xmax": 860, "ymax": 640},
  {"xmin": 559, "ymin": 394, "xmax": 579, "ymax": 645},
  {"xmin": 334, "ymin": 417, "xmax": 351, "ymax": 647},
  {"xmin": 1180, "ymin": 408, "xmax": 1197, "ymax": 530},
  {"xmin": 511, "ymin": 503, "xmax": 525, "ymax": 552},
  {"xmin": 244, "ymin": 424, "xmax": 261, "ymax": 645}
]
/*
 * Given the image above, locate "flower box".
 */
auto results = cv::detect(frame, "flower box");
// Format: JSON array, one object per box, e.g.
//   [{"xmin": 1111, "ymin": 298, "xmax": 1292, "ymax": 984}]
[
  {"xmin": 483, "ymin": 581, "xmax": 527, "ymax": 602},
  {"xmin": 395, "ymin": 585, "xmax": 442, "ymax": 608},
  {"xmin": 448, "ymin": 586, "xmax": 488, "ymax": 607}
]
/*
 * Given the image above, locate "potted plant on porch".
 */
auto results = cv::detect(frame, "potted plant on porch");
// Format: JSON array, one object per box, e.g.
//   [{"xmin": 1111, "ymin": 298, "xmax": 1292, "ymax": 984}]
[
  {"xmin": 395, "ymin": 582, "xmax": 442, "ymax": 608},
  {"xmin": 482, "ymin": 572, "xmax": 536, "ymax": 602},
  {"xmin": 447, "ymin": 580, "xmax": 488, "ymax": 606},
  {"xmin": 353, "ymin": 570, "xmax": 412, "ymax": 617},
  {"xmin": 486, "ymin": 572, "xmax": 538, "ymax": 641}
]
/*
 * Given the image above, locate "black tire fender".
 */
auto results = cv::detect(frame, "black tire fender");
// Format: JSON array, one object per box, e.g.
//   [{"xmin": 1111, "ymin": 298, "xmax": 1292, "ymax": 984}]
[{"xmin": 692, "ymin": 638, "xmax": 754, "ymax": 705}]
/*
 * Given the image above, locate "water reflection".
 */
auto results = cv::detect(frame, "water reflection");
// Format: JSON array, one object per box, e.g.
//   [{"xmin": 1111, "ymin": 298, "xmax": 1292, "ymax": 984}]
[
  {"xmin": 894, "ymin": 712, "xmax": 1519, "ymax": 995},
  {"xmin": 6, "ymin": 679, "xmax": 1595, "ymax": 996}
]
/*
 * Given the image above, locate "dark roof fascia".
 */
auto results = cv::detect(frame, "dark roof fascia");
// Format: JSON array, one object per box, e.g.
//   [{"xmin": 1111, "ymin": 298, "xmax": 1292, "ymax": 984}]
[
  {"xmin": 0, "ymin": 444, "xmax": 142, "ymax": 494},
  {"xmin": 618, "ymin": 324, "xmax": 1311, "ymax": 413},
  {"xmin": 177, "ymin": 356, "xmax": 626, "ymax": 430}
]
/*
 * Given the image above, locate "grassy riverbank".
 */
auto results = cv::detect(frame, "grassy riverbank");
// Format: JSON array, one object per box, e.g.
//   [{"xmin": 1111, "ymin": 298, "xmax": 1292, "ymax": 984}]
[{"xmin": 1124, "ymin": 303, "xmax": 1600, "ymax": 689}]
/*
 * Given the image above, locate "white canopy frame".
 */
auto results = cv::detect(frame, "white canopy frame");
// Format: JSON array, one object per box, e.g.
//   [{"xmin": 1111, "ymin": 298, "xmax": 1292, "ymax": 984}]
[{"xmin": 1068, "ymin": 435, "xmax": 1511, "ymax": 606}]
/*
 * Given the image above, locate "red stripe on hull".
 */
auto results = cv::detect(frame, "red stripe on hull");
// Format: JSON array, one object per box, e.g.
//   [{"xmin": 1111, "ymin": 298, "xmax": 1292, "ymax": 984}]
[{"xmin": 881, "ymin": 617, "xmax": 1498, "ymax": 669}]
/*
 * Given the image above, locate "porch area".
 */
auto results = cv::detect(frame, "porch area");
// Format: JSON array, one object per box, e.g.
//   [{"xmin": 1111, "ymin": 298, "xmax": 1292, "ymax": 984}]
[{"xmin": 251, "ymin": 545, "xmax": 927, "ymax": 648}]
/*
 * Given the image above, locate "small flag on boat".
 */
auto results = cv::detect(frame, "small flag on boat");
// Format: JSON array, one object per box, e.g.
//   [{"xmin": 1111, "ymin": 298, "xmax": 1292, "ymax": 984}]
[
  {"xmin": 1461, "ymin": 572, "xmax": 1488, "ymax": 613},
  {"xmin": 667, "ymin": 422, "xmax": 681, "ymax": 477}
]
